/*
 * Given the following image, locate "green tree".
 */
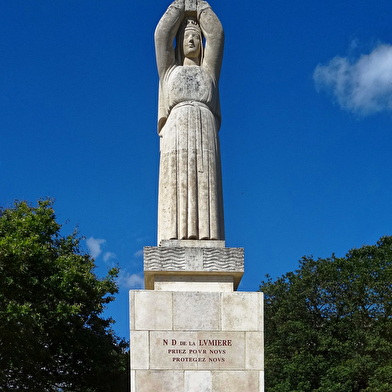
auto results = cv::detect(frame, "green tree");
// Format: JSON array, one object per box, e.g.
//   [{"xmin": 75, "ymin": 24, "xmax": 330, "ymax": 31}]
[
  {"xmin": 261, "ymin": 236, "xmax": 392, "ymax": 392},
  {"xmin": 0, "ymin": 199, "xmax": 129, "ymax": 391}
]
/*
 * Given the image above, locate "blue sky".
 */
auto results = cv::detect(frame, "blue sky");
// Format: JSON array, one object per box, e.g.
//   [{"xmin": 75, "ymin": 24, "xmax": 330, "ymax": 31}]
[{"xmin": 2, "ymin": 0, "xmax": 392, "ymax": 340}]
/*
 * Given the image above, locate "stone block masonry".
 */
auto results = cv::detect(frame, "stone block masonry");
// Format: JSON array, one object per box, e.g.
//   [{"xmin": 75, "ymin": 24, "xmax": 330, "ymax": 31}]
[{"xmin": 130, "ymin": 290, "xmax": 264, "ymax": 392}]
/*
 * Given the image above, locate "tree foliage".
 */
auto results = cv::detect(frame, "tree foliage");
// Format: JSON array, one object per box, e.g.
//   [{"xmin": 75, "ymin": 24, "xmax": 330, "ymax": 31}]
[
  {"xmin": 261, "ymin": 236, "xmax": 392, "ymax": 392},
  {"xmin": 0, "ymin": 199, "xmax": 128, "ymax": 391}
]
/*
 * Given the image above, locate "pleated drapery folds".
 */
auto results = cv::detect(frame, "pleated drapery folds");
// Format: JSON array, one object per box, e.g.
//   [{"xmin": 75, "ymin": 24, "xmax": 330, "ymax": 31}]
[{"xmin": 158, "ymin": 101, "xmax": 224, "ymax": 243}]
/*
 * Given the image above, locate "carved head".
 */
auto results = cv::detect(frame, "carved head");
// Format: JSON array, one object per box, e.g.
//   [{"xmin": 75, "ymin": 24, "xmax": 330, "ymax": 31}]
[{"xmin": 176, "ymin": 18, "xmax": 204, "ymax": 65}]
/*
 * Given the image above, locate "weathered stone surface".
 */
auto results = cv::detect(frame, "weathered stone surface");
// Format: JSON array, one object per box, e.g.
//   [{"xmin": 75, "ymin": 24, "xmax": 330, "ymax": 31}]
[
  {"xmin": 260, "ymin": 371, "xmax": 265, "ymax": 392},
  {"xmin": 133, "ymin": 291, "xmax": 172, "ymax": 330},
  {"xmin": 185, "ymin": 371, "xmax": 212, "ymax": 392},
  {"xmin": 154, "ymin": 275, "xmax": 234, "ymax": 292},
  {"xmin": 161, "ymin": 240, "xmax": 225, "ymax": 248},
  {"xmin": 135, "ymin": 370, "xmax": 184, "ymax": 392},
  {"xmin": 185, "ymin": 0, "xmax": 197, "ymax": 13},
  {"xmin": 221, "ymin": 292, "xmax": 263, "ymax": 331},
  {"xmin": 173, "ymin": 292, "xmax": 220, "ymax": 330},
  {"xmin": 212, "ymin": 371, "xmax": 260, "ymax": 392},
  {"xmin": 133, "ymin": 370, "xmax": 263, "ymax": 392},
  {"xmin": 246, "ymin": 332, "xmax": 264, "ymax": 370},
  {"xmin": 130, "ymin": 370, "xmax": 136, "ymax": 392},
  {"xmin": 130, "ymin": 331, "xmax": 149, "ymax": 369},
  {"xmin": 129, "ymin": 291, "xmax": 135, "ymax": 330}
]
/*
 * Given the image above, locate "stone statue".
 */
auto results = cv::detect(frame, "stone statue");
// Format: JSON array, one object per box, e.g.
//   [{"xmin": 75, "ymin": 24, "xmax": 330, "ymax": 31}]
[{"xmin": 155, "ymin": 0, "xmax": 225, "ymax": 245}]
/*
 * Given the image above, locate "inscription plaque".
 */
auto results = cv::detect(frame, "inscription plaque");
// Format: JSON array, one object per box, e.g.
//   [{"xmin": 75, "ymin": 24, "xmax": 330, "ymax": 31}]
[{"xmin": 150, "ymin": 331, "xmax": 245, "ymax": 370}]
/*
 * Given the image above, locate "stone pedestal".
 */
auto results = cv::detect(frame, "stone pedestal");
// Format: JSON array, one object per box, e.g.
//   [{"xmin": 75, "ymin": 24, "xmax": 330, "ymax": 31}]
[{"xmin": 130, "ymin": 242, "xmax": 264, "ymax": 392}]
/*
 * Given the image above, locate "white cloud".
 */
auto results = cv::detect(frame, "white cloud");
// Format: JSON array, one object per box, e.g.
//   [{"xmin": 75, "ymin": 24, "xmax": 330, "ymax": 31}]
[
  {"xmin": 133, "ymin": 249, "xmax": 143, "ymax": 258},
  {"xmin": 313, "ymin": 43, "xmax": 392, "ymax": 115},
  {"xmin": 86, "ymin": 237, "xmax": 106, "ymax": 259},
  {"xmin": 117, "ymin": 270, "xmax": 144, "ymax": 290},
  {"xmin": 103, "ymin": 252, "xmax": 116, "ymax": 263}
]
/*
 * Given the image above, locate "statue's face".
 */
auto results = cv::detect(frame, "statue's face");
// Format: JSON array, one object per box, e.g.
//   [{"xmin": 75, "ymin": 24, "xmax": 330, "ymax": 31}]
[{"xmin": 183, "ymin": 29, "xmax": 201, "ymax": 59}]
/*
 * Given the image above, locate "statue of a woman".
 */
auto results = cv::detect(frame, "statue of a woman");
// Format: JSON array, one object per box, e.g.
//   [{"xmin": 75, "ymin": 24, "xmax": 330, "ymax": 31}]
[{"xmin": 155, "ymin": 0, "xmax": 225, "ymax": 245}]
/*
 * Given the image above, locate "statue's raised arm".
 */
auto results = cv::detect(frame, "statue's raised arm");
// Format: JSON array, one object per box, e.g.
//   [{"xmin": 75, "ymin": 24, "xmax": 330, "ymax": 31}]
[
  {"xmin": 155, "ymin": 0, "xmax": 225, "ymax": 245},
  {"xmin": 197, "ymin": 1, "xmax": 224, "ymax": 81},
  {"xmin": 154, "ymin": 0, "xmax": 185, "ymax": 80}
]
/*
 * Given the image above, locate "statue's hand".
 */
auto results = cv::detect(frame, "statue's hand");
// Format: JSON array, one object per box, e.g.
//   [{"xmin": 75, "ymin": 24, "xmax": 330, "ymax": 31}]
[{"xmin": 170, "ymin": 0, "xmax": 185, "ymax": 10}]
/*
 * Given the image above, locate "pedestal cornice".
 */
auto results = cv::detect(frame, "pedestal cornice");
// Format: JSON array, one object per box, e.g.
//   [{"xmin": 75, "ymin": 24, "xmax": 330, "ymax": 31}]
[{"xmin": 144, "ymin": 245, "xmax": 244, "ymax": 291}]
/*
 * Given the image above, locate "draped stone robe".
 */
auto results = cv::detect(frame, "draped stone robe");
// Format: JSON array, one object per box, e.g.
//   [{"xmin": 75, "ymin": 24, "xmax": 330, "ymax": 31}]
[
  {"xmin": 155, "ymin": 1, "xmax": 225, "ymax": 245},
  {"xmin": 157, "ymin": 64, "xmax": 224, "ymax": 244}
]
